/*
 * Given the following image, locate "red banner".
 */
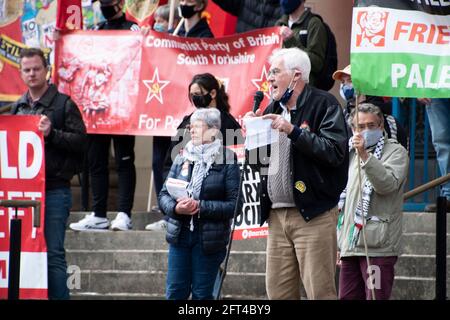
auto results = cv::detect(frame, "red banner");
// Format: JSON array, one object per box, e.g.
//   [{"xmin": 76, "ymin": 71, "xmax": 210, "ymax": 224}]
[
  {"xmin": 205, "ymin": 2, "xmax": 237, "ymax": 37},
  {"xmin": 54, "ymin": 27, "xmax": 281, "ymax": 136},
  {"xmin": 0, "ymin": 17, "xmax": 26, "ymax": 101},
  {"xmin": 0, "ymin": 115, "xmax": 47, "ymax": 299}
]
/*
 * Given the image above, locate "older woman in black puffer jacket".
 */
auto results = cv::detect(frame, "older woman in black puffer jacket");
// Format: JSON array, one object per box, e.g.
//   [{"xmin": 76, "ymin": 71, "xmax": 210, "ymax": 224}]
[{"xmin": 159, "ymin": 108, "xmax": 241, "ymax": 300}]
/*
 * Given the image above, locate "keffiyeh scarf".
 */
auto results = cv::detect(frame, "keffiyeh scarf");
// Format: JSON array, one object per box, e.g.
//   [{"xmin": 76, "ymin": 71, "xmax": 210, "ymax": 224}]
[{"xmin": 338, "ymin": 133, "xmax": 385, "ymax": 250}]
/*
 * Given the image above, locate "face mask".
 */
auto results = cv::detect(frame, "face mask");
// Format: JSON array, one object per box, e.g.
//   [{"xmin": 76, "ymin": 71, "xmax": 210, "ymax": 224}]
[
  {"xmin": 341, "ymin": 83, "xmax": 355, "ymax": 101},
  {"xmin": 101, "ymin": 5, "xmax": 120, "ymax": 20},
  {"xmin": 277, "ymin": 72, "xmax": 298, "ymax": 105},
  {"xmin": 179, "ymin": 4, "xmax": 197, "ymax": 19},
  {"xmin": 280, "ymin": 0, "xmax": 302, "ymax": 15},
  {"xmin": 362, "ymin": 129, "xmax": 383, "ymax": 149},
  {"xmin": 153, "ymin": 23, "xmax": 166, "ymax": 33},
  {"xmin": 192, "ymin": 93, "xmax": 212, "ymax": 109}
]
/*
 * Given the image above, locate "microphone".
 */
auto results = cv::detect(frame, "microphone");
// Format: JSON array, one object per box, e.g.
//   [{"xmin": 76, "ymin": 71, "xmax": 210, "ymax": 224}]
[{"xmin": 252, "ymin": 91, "xmax": 264, "ymax": 113}]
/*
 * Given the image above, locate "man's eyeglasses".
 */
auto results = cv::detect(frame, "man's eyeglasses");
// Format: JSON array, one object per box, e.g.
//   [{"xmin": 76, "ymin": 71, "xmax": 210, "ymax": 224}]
[
  {"xmin": 267, "ymin": 68, "xmax": 284, "ymax": 77},
  {"xmin": 352, "ymin": 122, "xmax": 381, "ymax": 131}
]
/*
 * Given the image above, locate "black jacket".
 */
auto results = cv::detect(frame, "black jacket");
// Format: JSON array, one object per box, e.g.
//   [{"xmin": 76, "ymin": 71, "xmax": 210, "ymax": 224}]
[
  {"xmin": 249, "ymin": 85, "xmax": 349, "ymax": 224},
  {"xmin": 12, "ymin": 84, "xmax": 87, "ymax": 190},
  {"xmin": 178, "ymin": 18, "xmax": 214, "ymax": 38},
  {"xmin": 212, "ymin": 0, "xmax": 282, "ymax": 33},
  {"xmin": 159, "ymin": 147, "xmax": 241, "ymax": 254}
]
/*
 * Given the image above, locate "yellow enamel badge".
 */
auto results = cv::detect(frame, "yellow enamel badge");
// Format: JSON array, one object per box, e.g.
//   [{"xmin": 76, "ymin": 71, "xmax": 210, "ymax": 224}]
[{"xmin": 295, "ymin": 181, "xmax": 306, "ymax": 193}]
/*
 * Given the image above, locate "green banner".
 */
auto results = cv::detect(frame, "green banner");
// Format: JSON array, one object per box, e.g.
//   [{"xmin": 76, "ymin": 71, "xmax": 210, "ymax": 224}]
[
  {"xmin": 351, "ymin": 52, "xmax": 450, "ymax": 98},
  {"xmin": 351, "ymin": 3, "xmax": 449, "ymax": 98}
]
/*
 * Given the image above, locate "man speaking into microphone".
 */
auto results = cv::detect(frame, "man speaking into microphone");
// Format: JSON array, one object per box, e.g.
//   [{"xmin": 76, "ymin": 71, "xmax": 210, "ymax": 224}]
[{"xmin": 244, "ymin": 47, "xmax": 349, "ymax": 300}]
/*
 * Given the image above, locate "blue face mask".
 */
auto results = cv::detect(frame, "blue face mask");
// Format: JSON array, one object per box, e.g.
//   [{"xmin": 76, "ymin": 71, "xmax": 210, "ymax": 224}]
[
  {"xmin": 280, "ymin": 0, "xmax": 302, "ymax": 15},
  {"xmin": 277, "ymin": 72, "xmax": 298, "ymax": 105},
  {"xmin": 362, "ymin": 129, "xmax": 383, "ymax": 149},
  {"xmin": 153, "ymin": 23, "xmax": 166, "ymax": 33},
  {"xmin": 341, "ymin": 83, "xmax": 355, "ymax": 101}
]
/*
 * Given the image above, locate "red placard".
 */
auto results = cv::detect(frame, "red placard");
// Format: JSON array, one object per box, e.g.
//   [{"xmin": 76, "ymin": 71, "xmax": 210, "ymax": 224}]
[{"xmin": 0, "ymin": 115, "xmax": 47, "ymax": 299}]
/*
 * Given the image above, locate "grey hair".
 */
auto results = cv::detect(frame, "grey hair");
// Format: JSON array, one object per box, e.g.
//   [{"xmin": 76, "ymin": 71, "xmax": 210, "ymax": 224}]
[
  {"xmin": 348, "ymin": 103, "xmax": 384, "ymax": 128},
  {"xmin": 269, "ymin": 47, "xmax": 311, "ymax": 83},
  {"xmin": 155, "ymin": 4, "xmax": 180, "ymax": 21},
  {"xmin": 190, "ymin": 108, "xmax": 221, "ymax": 130}
]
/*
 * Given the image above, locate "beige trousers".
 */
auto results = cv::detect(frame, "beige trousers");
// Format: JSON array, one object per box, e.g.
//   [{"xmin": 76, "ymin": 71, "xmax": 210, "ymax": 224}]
[{"xmin": 266, "ymin": 206, "xmax": 338, "ymax": 300}]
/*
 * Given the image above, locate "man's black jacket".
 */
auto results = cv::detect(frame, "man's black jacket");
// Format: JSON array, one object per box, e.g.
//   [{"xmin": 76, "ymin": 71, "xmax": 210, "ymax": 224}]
[
  {"xmin": 12, "ymin": 84, "xmax": 87, "ymax": 190},
  {"xmin": 249, "ymin": 85, "xmax": 349, "ymax": 224}
]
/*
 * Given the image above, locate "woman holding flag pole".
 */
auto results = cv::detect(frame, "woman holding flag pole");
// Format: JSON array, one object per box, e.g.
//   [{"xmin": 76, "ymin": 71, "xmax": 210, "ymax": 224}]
[{"xmin": 337, "ymin": 97, "xmax": 408, "ymax": 300}]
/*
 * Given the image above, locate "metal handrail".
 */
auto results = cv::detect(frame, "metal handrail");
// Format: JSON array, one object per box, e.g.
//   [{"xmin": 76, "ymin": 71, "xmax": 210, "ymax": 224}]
[
  {"xmin": 0, "ymin": 199, "xmax": 41, "ymax": 227},
  {"xmin": 404, "ymin": 173, "xmax": 450, "ymax": 201}
]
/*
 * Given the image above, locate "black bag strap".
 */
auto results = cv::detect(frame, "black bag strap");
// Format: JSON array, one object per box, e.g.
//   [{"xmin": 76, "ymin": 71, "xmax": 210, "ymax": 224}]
[{"xmin": 50, "ymin": 93, "xmax": 70, "ymax": 130}]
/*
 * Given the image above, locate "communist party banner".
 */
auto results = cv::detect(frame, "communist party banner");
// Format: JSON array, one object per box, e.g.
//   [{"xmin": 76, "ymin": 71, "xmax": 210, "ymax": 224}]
[
  {"xmin": 0, "ymin": 115, "xmax": 47, "ymax": 299},
  {"xmin": 0, "ymin": 0, "xmax": 236, "ymax": 101},
  {"xmin": 351, "ymin": 0, "xmax": 450, "ymax": 98},
  {"xmin": 54, "ymin": 27, "xmax": 281, "ymax": 136}
]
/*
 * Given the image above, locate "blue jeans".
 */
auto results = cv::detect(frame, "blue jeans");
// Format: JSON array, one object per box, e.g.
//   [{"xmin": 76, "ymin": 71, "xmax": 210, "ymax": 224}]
[
  {"xmin": 166, "ymin": 227, "xmax": 226, "ymax": 300},
  {"xmin": 426, "ymin": 98, "xmax": 450, "ymax": 199},
  {"xmin": 45, "ymin": 187, "xmax": 71, "ymax": 300}
]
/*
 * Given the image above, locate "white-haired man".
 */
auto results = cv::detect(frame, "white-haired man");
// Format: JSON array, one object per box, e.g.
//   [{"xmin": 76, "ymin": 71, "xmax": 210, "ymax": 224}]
[{"xmin": 245, "ymin": 47, "xmax": 349, "ymax": 299}]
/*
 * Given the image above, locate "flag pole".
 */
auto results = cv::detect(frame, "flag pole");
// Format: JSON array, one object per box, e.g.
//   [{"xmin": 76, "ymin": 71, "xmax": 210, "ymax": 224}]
[
  {"xmin": 354, "ymin": 93, "xmax": 377, "ymax": 301},
  {"xmin": 168, "ymin": 0, "xmax": 177, "ymax": 30}
]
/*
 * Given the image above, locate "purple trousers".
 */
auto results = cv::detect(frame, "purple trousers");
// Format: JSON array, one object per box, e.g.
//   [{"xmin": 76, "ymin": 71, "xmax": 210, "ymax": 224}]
[{"xmin": 339, "ymin": 256, "xmax": 398, "ymax": 300}]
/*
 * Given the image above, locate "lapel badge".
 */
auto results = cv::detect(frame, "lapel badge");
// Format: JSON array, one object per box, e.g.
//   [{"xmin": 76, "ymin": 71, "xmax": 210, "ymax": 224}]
[{"xmin": 295, "ymin": 181, "xmax": 306, "ymax": 193}]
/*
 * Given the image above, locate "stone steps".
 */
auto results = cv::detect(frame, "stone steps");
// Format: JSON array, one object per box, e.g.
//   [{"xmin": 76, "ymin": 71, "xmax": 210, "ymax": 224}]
[
  {"xmin": 66, "ymin": 248, "xmax": 450, "ymax": 279},
  {"xmin": 65, "ymin": 211, "xmax": 450, "ymax": 300}
]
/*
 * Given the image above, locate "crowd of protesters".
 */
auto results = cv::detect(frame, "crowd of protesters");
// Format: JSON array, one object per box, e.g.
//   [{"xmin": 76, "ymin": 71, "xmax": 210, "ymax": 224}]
[{"xmin": 3, "ymin": 0, "xmax": 448, "ymax": 301}]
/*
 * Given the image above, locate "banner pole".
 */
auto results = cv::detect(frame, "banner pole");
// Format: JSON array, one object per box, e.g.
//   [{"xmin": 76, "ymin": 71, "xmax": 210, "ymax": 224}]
[
  {"xmin": 354, "ymin": 93, "xmax": 377, "ymax": 301},
  {"xmin": 168, "ymin": 0, "xmax": 177, "ymax": 30},
  {"xmin": 172, "ymin": 18, "xmax": 184, "ymax": 36}
]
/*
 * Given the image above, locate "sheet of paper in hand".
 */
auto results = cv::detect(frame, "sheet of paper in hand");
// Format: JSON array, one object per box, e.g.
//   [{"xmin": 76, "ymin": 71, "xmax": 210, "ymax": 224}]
[
  {"xmin": 166, "ymin": 178, "xmax": 189, "ymax": 200},
  {"xmin": 244, "ymin": 117, "xmax": 279, "ymax": 150}
]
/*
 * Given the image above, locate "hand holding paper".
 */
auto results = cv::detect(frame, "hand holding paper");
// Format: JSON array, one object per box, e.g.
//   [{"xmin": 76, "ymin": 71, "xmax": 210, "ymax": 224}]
[
  {"xmin": 166, "ymin": 178, "xmax": 189, "ymax": 200},
  {"xmin": 243, "ymin": 117, "xmax": 279, "ymax": 150}
]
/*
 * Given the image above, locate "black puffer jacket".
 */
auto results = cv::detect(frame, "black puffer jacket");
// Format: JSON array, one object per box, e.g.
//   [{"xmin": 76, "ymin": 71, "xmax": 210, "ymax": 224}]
[
  {"xmin": 212, "ymin": 0, "xmax": 282, "ymax": 33},
  {"xmin": 249, "ymin": 85, "xmax": 349, "ymax": 224},
  {"xmin": 159, "ymin": 147, "xmax": 241, "ymax": 254},
  {"xmin": 12, "ymin": 84, "xmax": 87, "ymax": 190}
]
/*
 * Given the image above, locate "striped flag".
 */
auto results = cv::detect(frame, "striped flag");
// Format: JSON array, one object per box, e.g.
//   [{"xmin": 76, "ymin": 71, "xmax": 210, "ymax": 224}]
[{"xmin": 351, "ymin": 0, "xmax": 449, "ymax": 98}]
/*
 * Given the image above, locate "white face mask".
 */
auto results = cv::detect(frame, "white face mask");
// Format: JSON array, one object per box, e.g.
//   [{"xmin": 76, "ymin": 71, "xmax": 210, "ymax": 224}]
[{"xmin": 362, "ymin": 129, "xmax": 383, "ymax": 149}]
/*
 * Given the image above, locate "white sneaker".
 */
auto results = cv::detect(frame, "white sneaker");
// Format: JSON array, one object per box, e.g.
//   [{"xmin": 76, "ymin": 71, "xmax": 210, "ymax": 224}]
[
  {"xmin": 145, "ymin": 219, "xmax": 167, "ymax": 231},
  {"xmin": 69, "ymin": 213, "xmax": 110, "ymax": 231},
  {"xmin": 111, "ymin": 212, "xmax": 132, "ymax": 231}
]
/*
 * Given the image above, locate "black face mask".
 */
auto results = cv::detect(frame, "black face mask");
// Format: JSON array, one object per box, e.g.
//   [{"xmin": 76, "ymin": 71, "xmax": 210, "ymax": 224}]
[
  {"xmin": 179, "ymin": 4, "xmax": 197, "ymax": 19},
  {"xmin": 192, "ymin": 93, "xmax": 212, "ymax": 108},
  {"xmin": 101, "ymin": 5, "xmax": 120, "ymax": 20}
]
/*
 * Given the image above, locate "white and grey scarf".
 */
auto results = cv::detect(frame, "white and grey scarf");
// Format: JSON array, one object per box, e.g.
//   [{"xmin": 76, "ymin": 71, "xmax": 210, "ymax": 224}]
[
  {"xmin": 338, "ymin": 133, "xmax": 385, "ymax": 250},
  {"xmin": 182, "ymin": 139, "xmax": 222, "ymax": 200}
]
